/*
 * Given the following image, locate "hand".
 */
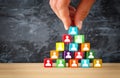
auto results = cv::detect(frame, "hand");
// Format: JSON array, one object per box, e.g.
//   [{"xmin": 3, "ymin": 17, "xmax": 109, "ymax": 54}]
[{"xmin": 49, "ymin": 0, "xmax": 95, "ymax": 30}]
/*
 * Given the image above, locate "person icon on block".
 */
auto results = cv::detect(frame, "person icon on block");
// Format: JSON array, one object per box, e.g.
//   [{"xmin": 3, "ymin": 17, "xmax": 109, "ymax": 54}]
[
  {"xmin": 76, "ymin": 52, "xmax": 82, "ymax": 58},
  {"xmin": 51, "ymin": 52, "xmax": 57, "ymax": 59},
  {"xmin": 70, "ymin": 28, "xmax": 76, "ymax": 34},
  {"xmin": 71, "ymin": 44, "xmax": 77, "ymax": 51},
  {"xmin": 64, "ymin": 36, "xmax": 70, "ymax": 42},
  {"xmin": 66, "ymin": 52, "xmax": 71, "ymax": 58},
  {"xmin": 76, "ymin": 36, "xmax": 82, "ymax": 43},
  {"xmin": 45, "ymin": 60, "xmax": 51, "ymax": 66},
  {"xmin": 58, "ymin": 44, "xmax": 63, "ymax": 50},
  {"xmin": 58, "ymin": 60, "xmax": 64, "ymax": 67},
  {"xmin": 88, "ymin": 52, "xmax": 94, "ymax": 59},
  {"xmin": 72, "ymin": 60, "xmax": 77, "ymax": 67},
  {"xmin": 95, "ymin": 60, "xmax": 101, "ymax": 67},
  {"xmin": 83, "ymin": 44, "xmax": 89, "ymax": 51},
  {"xmin": 83, "ymin": 60, "xmax": 88, "ymax": 67}
]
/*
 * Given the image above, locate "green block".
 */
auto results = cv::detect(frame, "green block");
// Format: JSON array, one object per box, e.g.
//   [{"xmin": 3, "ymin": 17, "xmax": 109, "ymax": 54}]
[
  {"xmin": 74, "ymin": 35, "xmax": 85, "ymax": 43},
  {"xmin": 56, "ymin": 59, "xmax": 66, "ymax": 68},
  {"xmin": 86, "ymin": 50, "xmax": 95, "ymax": 59}
]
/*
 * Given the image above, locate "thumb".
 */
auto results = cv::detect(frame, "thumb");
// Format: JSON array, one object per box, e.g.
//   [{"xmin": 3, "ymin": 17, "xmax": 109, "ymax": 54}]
[{"xmin": 74, "ymin": 0, "xmax": 95, "ymax": 30}]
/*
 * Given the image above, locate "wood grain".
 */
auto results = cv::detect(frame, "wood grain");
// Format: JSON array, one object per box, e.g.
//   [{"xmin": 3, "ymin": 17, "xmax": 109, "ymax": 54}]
[{"xmin": 0, "ymin": 63, "xmax": 119, "ymax": 78}]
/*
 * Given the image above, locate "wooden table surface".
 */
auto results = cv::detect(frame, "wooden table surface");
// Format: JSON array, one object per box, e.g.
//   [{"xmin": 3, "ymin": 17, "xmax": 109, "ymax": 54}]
[{"xmin": 0, "ymin": 63, "xmax": 119, "ymax": 78}]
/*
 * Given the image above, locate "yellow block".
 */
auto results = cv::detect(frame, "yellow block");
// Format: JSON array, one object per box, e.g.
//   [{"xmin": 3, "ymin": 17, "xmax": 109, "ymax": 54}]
[{"xmin": 56, "ymin": 42, "xmax": 64, "ymax": 51}]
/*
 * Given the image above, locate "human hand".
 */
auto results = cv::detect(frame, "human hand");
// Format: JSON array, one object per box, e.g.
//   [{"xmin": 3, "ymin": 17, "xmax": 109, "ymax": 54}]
[{"xmin": 49, "ymin": 0, "xmax": 95, "ymax": 30}]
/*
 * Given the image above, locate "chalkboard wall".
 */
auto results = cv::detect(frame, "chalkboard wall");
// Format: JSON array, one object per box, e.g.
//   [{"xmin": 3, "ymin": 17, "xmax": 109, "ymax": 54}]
[{"xmin": 0, "ymin": 0, "xmax": 120, "ymax": 62}]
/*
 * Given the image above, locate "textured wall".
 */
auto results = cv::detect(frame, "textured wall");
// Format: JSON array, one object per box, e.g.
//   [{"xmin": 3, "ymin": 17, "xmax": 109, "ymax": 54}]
[{"xmin": 0, "ymin": 0, "xmax": 120, "ymax": 63}]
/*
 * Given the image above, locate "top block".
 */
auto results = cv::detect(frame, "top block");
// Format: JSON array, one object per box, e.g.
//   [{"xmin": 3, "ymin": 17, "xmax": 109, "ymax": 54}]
[{"xmin": 68, "ymin": 26, "xmax": 78, "ymax": 35}]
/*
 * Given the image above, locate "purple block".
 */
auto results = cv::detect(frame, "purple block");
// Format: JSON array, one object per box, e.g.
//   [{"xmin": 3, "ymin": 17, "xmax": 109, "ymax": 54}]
[{"xmin": 62, "ymin": 50, "xmax": 73, "ymax": 59}]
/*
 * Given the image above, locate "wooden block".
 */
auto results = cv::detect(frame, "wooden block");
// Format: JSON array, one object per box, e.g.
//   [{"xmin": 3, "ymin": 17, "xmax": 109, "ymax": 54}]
[
  {"xmin": 56, "ymin": 42, "xmax": 64, "ymax": 51},
  {"xmin": 74, "ymin": 35, "xmax": 85, "ymax": 43},
  {"xmin": 62, "ymin": 34, "xmax": 72, "ymax": 44},
  {"xmin": 68, "ymin": 26, "xmax": 78, "ymax": 35},
  {"xmin": 44, "ymin": 58, "xmax": 52, "ymax": 68},
  {"xmin": 62, "ymin": 50, "xmax": 73, "ymax": 60},
  {"xmin": 86, "ymin": 50, "xmax": 95, "ymax": 59},
  {"xmin": 56, "ymin": 59, "xmax": 66, "ymax": 68},
  {"xmin": 69, "ymin": 43, "xmax": 78, "ymax": 51},
  {"xmin": 81, "ymin": 43, "xmax": 90, "ymax": 52},
  {"xmin": 74, "ymin": 51, "xmax": 84, "ymax": 60},
  {"xmin": 68, "ymin": 59, "xmax": 79, "ymax": 68},
  {"xmin": 93, "ymin": 59, "xmax": 102, "ymax": 68},
  {"xmin": 81, "ymin": 59, "xmax": 90, "ymax": 68},
  {"xmin": 50, "ymin": 50, "xmax": 59, "ymax": 59}
]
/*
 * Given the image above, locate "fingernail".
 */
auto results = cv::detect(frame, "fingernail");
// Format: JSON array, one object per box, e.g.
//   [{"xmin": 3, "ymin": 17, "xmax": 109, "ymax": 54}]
[
  {"xmin": 77, "ymin": 21, "xmax": 83, "ymax": 30},
  {"xmin": 64, "ymin": 25, "xmax": 68, "ymax": 30}
]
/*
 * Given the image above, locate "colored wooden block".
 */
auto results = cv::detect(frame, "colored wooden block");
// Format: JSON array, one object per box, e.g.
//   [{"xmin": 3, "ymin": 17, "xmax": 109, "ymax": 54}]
[
  {"xmin": 50, "ymin": 50, "xmax": 59, "ymax": 59},
  {"xmin": 81, "ymin": 59, "xmax": 90, "ymax": 68},
  {"xmin": 93, "ymin": 59, "xmax": 102, "ymax": 68},
  {"xmin": 56, "ymin": 59, "xmax": 66, "ymax": 68},
  {"xmin": 62, "ymin": 50, "xmax": 73, "ymax": 60},
  {"xmin": 68, "ymin": 59, "xmax": 79, "ymax": 68},
  {"xmin": 74, "ymin": 51, "xmax": 84, "ymax": 60},
  {"xmin": 69, "ymin": 43, "xmax": 78, "ymax": 51},
  {"xmin": 44, "ymin": 58, "xmax": 53, "ymax": 68},
  {"xmin": 81, "ymin": 43, "xmax": 90, "ymax": 52},
  {"xmin": 86, "ymin": 50, "xmax": 95, "ymax": 59},
  {"xmin": 74, "ymin": 35, "xmax": 85, "ymax": 43},
  {"xmin": 56, "ymin": 42, "xmax": 64, "ymax": 51},
  {"xmin": 62, "ymin": 34, "xmax": 72, "ymax": 44},
  {"xmin": 68, "ymin": 26, "xmax": 78, "ymax": 35}
]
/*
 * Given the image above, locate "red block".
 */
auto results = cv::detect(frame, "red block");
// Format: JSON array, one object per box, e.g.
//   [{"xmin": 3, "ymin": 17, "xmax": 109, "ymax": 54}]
[
  {"xmin": 74, "ymin": 51, "xmax": 84, "ymax": 60},
  {"xmin": 62, "ymin": 34, "xmax": 72, "ymax": 44},
  {"xmin": 44, "ymin": 58, "xmax": 53, "ymax": 68}
]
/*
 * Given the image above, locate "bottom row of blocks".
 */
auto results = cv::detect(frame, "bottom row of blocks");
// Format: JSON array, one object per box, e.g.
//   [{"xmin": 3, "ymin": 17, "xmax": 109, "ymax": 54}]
[{"xmin": 44, "ymin": 58, "xmax": 102, "ymax": 68}]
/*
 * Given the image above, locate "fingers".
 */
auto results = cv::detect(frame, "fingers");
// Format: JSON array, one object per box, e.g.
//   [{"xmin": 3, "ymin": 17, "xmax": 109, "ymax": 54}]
[
  {"xmin": 49, "ymin": 0, "xmax": 71, "ymax": 30},
  {"xmin": 49, "ymin": 0, "xmax": 61, "ymax": 19},
  {"xmin": 74, "ymin": 0, "xmax": 96, "ymax": 30}
]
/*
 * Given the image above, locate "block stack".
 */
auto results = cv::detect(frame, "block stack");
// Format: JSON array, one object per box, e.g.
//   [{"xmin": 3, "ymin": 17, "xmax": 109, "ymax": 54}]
[{"xmin": 44, "ymin": 26, "xmax": 102, "ymax": 68}]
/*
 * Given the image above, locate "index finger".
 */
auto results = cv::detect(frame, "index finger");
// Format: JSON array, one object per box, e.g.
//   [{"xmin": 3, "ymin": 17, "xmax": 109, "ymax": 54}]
[{"xmin": 56, "ymin": 0, "xmax": 71, "ymax": 30}]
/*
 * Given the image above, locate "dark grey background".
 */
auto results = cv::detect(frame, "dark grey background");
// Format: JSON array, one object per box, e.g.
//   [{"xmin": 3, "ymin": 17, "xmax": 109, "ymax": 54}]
[{"xmin": 0, "ymin": 0, "xmax": 120, "ymax": 63}]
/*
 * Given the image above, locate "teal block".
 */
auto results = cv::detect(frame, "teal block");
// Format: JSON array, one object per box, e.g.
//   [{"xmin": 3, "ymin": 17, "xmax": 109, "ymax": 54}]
[
  {"xmin": 68, "ymin": 26, "xmax": 78, "ymax": 35},
  {"xmin": 81, "ymin": 59, "xmax": 90, "ymax": 68}
]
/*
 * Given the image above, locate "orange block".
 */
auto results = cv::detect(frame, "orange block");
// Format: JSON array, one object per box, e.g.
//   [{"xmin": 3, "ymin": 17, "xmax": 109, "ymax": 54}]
[
  {"xmin": 93, "ymin": 59, "xmax": 102, "ymax": 68},
  {"xmin": 68, "ymin": 59, "xmax": 78, "ymax": 68},
  {"xmin": 81, "ymin": 43, "xmax": 90, "ymax": 52},
  {"xmin": 50, "ymin": 50, "xmax": 59, "ymax": 59}
]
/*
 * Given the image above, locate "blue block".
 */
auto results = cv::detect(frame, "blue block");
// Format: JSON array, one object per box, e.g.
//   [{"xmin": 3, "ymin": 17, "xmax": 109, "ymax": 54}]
[
  {"xmin": 81, "ymin": 59, "xmax": 90, "ymax": 68},
  {"xmin": 68, "ymin": 26, "xmax": 78, "ymax": 35},
  {"xmin": 69, "ymin": 43, "xmax": 78, "ymax": 51}
]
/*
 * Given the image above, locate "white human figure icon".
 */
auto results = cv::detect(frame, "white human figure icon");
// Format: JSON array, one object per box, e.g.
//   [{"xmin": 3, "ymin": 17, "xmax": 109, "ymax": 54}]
[
  {"xmin": 58, "ymin": 44, "xmax": 63, "ymax": 50},
  {"xmin": 64, "ymin": 36, "xmax": 70, "ymax": 42},
  {"xmin": 72, "ymin": 60, "xmax": 77, "ymax": 67},
  {"xmin": 58, "ymin": 60, "xmax": 64, "ymax": 66},
  {"xmin": 95, "ymin": 60, "xmax": 101, "ymax": 67},
  {"xmin": 70, "ymin": 28, "xmax": 76, "ymax": 34},
  {"xmin": 45, "ymin": 60, "xmax": 51, "ymax": 66},
  {"xmin": 51, "ymin": 52, "xmax": 57, "ymax": 58},
  {"xmin": 76, "ymin": 52, "xmax": 82, "ymax": 58},
  {"xmin": 66, "ymin": 52, "xmax": 71, "ymax": 58},
  {"xmin": 83, "ymin": 44, "xmax": 89, "ymax": 51},
  {"xmin": 83, "ymin": 60, "xmax": 88, "ymax": 67},
  {"xmin": 76, "ymin": 36, "xmax": 82, "ymax": 42},
  {"xmin": 71, "ymin": 44, "xmax": 77, "ymax": 51},
  {"xmin": 88, "ymin": 52, "xmax": 94, "ymax": 58}
]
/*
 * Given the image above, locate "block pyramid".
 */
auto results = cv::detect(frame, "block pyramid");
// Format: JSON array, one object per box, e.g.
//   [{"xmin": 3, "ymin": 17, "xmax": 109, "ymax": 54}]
[{"xmin": 44, "ymin": 26, "xmax": 102, "ymax": 68}]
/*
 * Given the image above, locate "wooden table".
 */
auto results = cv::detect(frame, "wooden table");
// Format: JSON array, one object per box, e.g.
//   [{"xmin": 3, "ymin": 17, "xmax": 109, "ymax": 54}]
[{"xmin": 0, "ymin": 63, "xmax": 119, "ymax": 78}]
